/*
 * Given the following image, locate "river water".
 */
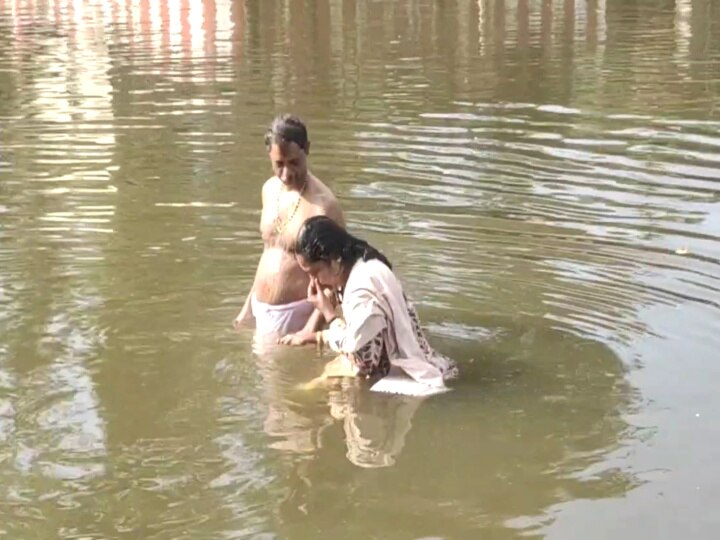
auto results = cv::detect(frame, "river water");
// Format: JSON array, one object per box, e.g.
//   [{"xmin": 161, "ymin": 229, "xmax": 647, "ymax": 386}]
[{"xmin": 0, "ymin": 0, "xmax": 719, "ymax": 538}]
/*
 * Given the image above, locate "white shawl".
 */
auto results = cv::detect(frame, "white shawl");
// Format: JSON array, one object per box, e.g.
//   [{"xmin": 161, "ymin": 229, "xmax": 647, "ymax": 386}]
[{"xmin": 323, "ymin": 259, "xmax": 453, "ymax": 390}]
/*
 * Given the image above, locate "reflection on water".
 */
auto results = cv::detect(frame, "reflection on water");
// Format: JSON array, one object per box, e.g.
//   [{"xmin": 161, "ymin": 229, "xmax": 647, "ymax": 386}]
[
  {"xmin": 273, "ymin": 322, "xmax": 635, "ymax": 538},
  {"xmin": 252, "ymin": 338, "xmax": 425, "ymax": 469},
  {"xmin": 1, "ymin": 0, "xmax": 719, "ymax": 538},
  {"xmin": 326, "ymin": 382, "xmax": 423, "ymax": 469}
]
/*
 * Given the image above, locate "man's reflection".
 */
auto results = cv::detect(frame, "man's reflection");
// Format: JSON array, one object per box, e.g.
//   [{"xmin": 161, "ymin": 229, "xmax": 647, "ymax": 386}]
[{"xmin": 252, "ymin": 336, "xmax": 333, "ymax": 455}]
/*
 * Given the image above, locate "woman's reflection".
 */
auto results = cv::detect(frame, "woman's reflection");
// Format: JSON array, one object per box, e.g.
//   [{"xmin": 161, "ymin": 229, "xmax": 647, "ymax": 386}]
[
  {"xmin": 253, "ymin": 335, "xmax": 423, "ymax": 468},
  {"xmin": 272, "ymin": 321, "xmax": 637, "ymax": 538},
  {"xmin": 326, "ymin": 378, "xmax": 424, "ymax": 469}
]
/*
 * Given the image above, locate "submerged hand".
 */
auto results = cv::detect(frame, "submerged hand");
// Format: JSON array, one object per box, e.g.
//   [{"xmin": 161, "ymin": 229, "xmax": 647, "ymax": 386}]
[
  {"xmin": 233, "ymin": 308, "xmax": 252, "ymax": 330},
  {"xmin": 296, "ymin": 355, "xmax": 359, "ymax": 391},
  {"xmin": 278, "ymin": 331, "xmax": 315, "ymax": 346}
]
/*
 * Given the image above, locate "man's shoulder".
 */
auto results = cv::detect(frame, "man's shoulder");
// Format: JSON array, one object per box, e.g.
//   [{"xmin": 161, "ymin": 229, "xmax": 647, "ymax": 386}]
[
  {"xmin": 262, "ymin": 176, "xmax": 281, "ymax": 193},
  {"xmin": 261, "ymin": 176, "xmax": 282, "ymax": 205},
  {"xmin": 308, "ymin": 176, "xmax": 341, "ymax": 208},
  {"xmin": 308, "ymin": 191, "xmax": 344, "ymax": 226}
]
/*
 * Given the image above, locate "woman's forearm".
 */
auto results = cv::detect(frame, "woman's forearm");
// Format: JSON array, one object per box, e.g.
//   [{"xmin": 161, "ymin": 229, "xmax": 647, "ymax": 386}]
[{"xmin": 324, "ymin": 314, "xmax": 386, "ymax": 355}]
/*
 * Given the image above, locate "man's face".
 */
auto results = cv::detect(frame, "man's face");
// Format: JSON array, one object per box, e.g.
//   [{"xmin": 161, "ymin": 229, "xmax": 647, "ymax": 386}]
[{"xmin": 268, "ymin": 141, "xmax": 308, "ymax": 188}]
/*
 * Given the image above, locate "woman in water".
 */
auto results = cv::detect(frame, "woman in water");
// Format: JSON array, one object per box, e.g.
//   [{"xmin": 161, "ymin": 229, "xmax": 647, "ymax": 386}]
[{"xmin": 280, "ymin": 216, "xmax": 458, "ymax": 391}]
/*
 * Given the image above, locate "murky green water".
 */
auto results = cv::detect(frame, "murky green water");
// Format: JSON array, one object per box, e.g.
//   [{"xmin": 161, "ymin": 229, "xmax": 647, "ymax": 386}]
[{"xmin": 1, "ymin": 0, "xmax": 719, "ymax": 538}]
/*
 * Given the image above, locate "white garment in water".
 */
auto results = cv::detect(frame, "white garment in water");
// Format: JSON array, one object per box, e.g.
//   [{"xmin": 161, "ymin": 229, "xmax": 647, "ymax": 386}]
[{"xmin": 251, "ymin": 294, "xmax": 314, "ymax": 337}]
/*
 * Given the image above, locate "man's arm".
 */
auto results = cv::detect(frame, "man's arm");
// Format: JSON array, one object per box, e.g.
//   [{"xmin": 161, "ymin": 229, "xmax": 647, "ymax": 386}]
[
  {"xmin": 234, "ymin": 181, "xmax": 272, "ymax": 330},
  {"xmin": 234, "ymin": 260, "xmax": 263, "ymax": 329}
]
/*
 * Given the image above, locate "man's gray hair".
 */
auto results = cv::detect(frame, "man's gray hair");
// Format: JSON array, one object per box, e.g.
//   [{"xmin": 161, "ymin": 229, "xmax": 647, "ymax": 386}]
[{"xmin": 264, "ymin": 114, "xmax": 308, "ymax": 151}]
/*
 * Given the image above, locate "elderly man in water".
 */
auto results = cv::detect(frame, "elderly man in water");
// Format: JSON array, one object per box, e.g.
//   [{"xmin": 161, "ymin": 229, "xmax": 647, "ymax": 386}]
[{"xmin": 234, "ymin": 114, "xmax": 345, "ymax": 343}]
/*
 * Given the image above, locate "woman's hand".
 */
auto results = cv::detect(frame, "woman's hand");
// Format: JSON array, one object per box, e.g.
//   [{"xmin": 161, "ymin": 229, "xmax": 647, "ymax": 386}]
[{"xmin": 307, "ymin": 277, "xmax": 337, "ymax": 322}]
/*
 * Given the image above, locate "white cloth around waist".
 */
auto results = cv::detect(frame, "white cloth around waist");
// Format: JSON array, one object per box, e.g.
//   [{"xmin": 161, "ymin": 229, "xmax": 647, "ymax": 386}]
[{"xmin": 251, "ymin": 294, "xmax": 314, "ymax": 337}]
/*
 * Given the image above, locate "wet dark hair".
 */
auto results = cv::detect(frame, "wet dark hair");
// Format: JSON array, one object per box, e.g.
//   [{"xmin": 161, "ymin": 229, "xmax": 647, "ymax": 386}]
[
  {"xmin": 264, "ymin": 114, "xmax": 309, "ymax": 152},
  {"xmin": 296, "ymin": 216, "xmax": 392, "ymax": 270}
]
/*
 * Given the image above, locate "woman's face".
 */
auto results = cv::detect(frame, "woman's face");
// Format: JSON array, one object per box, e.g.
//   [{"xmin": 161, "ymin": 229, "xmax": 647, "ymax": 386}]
[{"xmin": 296, "ymin": 254, "xmax": 343, "ymax": 289}]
